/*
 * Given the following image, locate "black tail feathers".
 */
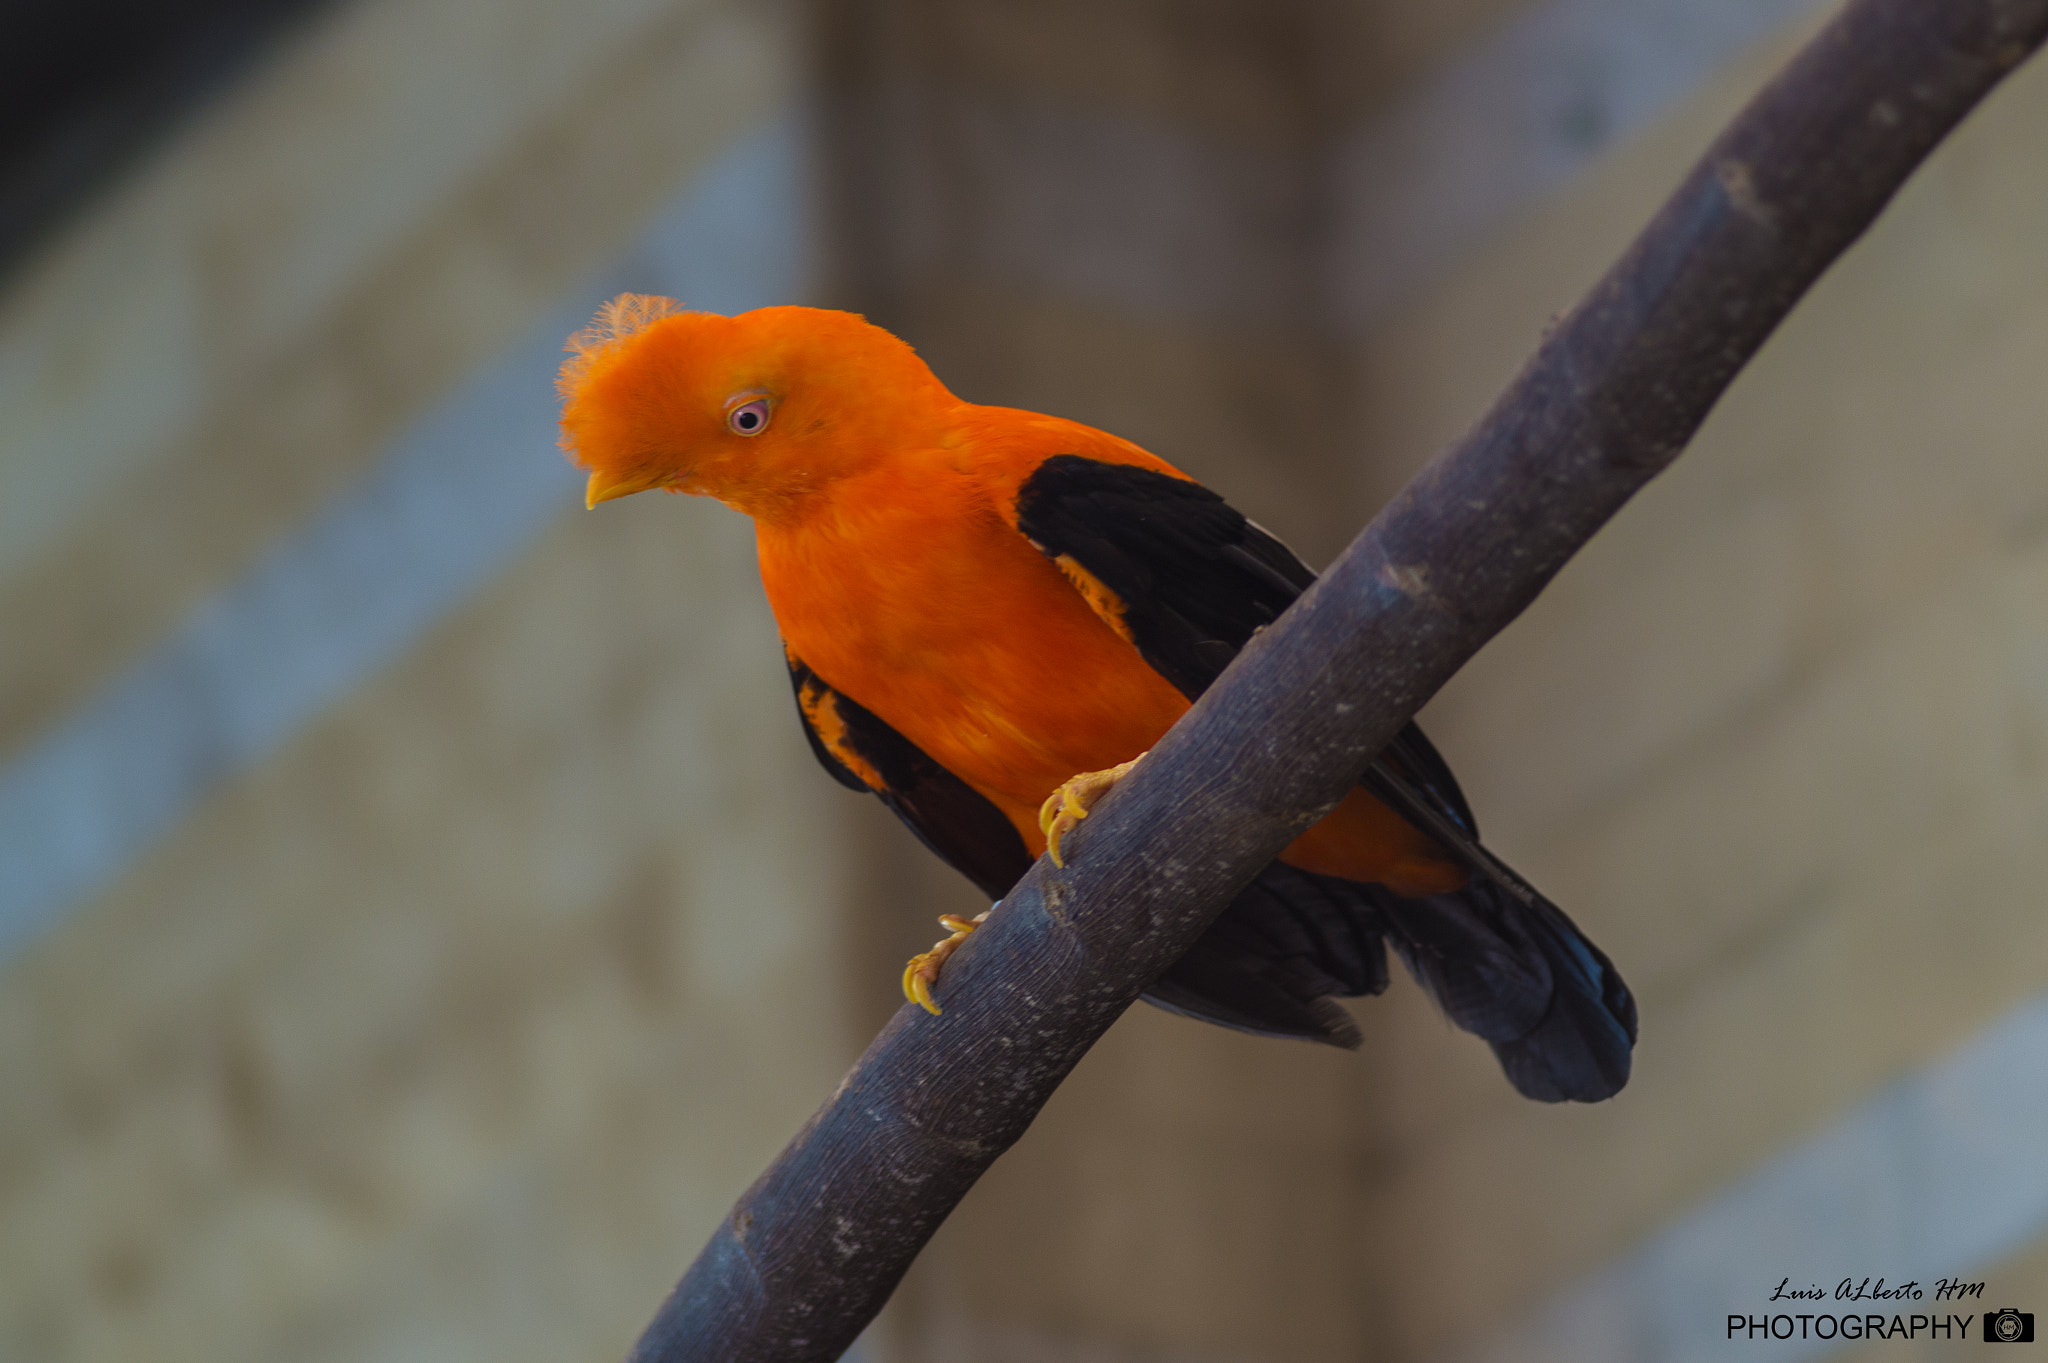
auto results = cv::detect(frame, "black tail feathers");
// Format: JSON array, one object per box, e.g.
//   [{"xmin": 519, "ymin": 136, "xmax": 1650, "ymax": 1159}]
[
  {"xmin": 1144, "ymin": 862, "xmax": 1637, "ymax": 1103},
  {"xmin": 1143, "ymin": 862, "xmax": 1384, "ymax": 1050},
  {"xmin": 1376, "ymin": 878, "xmax": 1636, "ymax": 1102}
]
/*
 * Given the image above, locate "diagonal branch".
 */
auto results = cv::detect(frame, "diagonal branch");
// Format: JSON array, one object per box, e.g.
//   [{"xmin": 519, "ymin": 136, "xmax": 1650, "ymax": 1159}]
[{"xmin": 630, "ymin": 2, "xmax": 2048, "ymax": 1358}]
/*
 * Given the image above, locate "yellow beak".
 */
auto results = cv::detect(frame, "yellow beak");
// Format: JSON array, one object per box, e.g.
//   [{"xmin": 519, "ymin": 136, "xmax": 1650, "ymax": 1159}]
[{"xmin": 585, "ymin": 470, "xmax": 665, "ymax": 509}]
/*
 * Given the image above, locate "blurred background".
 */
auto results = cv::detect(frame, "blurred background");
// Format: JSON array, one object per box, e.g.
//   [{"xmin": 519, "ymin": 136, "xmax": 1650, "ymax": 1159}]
[{"xmin": 4, "ymin": 0, "xmax": 2048, "ymax": 1359}]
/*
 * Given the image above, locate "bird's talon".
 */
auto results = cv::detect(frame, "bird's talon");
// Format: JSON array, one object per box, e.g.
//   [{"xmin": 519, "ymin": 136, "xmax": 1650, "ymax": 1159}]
[
  {"xmin": 1037, "ymin": 754, "xmax": 1145, "ymax": 867},
  {"xmin": 902, "ymin": 909, "xmax": 993, "ymax": 1014},
  {"xmin": 906, "ymin": 960, "xmax": 940, "ymax": 1013}
]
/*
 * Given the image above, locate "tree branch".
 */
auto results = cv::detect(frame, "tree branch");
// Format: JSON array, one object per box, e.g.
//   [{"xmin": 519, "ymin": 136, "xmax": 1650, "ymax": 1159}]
[{"xmin": 630, "ymin": 2, "xmax": 2048, "ymax": 1358}]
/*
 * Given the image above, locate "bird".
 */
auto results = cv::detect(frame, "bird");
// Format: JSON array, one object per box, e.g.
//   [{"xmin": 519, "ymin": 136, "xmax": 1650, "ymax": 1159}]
[{"xmin": 557, "ymin": 295, "xmax": 1637, "ymax": 1103}]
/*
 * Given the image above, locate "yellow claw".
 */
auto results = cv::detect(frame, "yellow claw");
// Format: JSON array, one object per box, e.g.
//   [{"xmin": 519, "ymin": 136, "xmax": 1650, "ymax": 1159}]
[
  {"xmin": 1037, "ymin": 754, "xmax": 1146, "ymax": 868},
  {"xmin": 905, "ymin": 958, "xmax": 940, "ymax": 1014},
  {"xmin": 1037, "ymin": 788, "xmax": 1079, "ymax": 868},
  {"xmin": 901, "ymin": 909, "xmax": 992, "ymax": 1015},
  {"xmin": 902, "ymin": 957, "xmax": 933, "ymax": 1013}
]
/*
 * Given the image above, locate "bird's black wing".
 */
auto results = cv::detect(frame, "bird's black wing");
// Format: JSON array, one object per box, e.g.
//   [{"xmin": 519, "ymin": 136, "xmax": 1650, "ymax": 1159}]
[
  {"xmin": 786, "ymin": 650, "xmax": 1031, "ymax": 899},
  {"xmin": 1013, "ymin": 453, "xmax": 1477, "ymax": 836},
  {"xmin": 1013, "ymin": 453, "xmax": 1636, "ymax": 1102},
  {"xmin": 1014, "ymin": 455, "xmax": 1312, "ymax": 699}
]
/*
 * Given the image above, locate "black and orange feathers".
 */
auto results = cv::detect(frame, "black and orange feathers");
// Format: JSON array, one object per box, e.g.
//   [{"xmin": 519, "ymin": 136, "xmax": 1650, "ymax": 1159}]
[{"xmin": 559, "ymin": 299, "xmax": 1637, "ymax": 1102}]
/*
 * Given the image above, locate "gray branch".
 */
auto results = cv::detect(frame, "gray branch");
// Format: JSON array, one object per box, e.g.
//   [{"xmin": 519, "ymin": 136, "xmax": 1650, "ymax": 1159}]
[{"xmin": 628, "ymin": 2, "xmax": 2048, "ymax": 1358}]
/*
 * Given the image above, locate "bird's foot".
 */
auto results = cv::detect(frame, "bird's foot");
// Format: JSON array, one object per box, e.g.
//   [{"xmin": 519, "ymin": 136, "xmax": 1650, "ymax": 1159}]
[
  {"xmin": 1037, "ymin": 753, "xmax": 1146, "ymax": 867},
  {"xmin": 902, "ymin": 908, "xmax": 993, "ymax": 1014}
]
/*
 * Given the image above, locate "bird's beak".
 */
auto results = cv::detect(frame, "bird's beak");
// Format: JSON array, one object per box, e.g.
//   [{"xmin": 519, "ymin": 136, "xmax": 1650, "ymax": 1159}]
[{"xmin": 585, "ymin": 469, "xmax": 666, "ymax": 509}]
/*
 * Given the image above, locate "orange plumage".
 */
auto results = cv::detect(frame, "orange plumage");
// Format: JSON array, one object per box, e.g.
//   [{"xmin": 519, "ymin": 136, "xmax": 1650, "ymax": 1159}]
[
  {"xmin": 560, "ymin": 299, "xmax": 1460, "ymax": 895},
  {"xmin": 558, "ymin": 297, "xmax": 1638, "ymax": 1102}
]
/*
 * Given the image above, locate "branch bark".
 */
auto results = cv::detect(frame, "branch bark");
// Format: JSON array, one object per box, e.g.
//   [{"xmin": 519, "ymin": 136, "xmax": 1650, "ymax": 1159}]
[{"xmin": 631, "ymin": 2, "xmax": 2048, "ymax": 1358}]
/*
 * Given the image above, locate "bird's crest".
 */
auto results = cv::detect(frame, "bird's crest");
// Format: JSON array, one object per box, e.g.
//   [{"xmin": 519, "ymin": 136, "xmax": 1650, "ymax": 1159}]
[{"xmin": 557, "ymin": 293, "xmax": 685, "ymax": 402}]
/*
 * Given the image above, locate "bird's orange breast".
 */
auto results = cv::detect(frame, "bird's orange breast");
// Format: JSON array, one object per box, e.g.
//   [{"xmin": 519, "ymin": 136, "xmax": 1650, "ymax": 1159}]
[{"xmin": 757, "ymin": 456, "xmax": 1188, "ymax": 838}]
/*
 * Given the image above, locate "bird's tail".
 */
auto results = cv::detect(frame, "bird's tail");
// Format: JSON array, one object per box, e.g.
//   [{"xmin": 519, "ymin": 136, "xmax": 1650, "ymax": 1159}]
[
  {"xmin": 1372, "ymin": 877, "xmax": 1636, "ymax": 1103},
  {"xmin": 1144, "ymin": 861, "xmax": 1637, "ymax": 1103}
]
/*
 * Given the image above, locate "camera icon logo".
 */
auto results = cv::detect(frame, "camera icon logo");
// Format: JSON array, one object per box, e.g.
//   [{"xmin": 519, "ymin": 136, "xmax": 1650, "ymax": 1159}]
[{"xmin": 1985, "ymin": 1308, "xmax": 2035, "ymax": 1343}]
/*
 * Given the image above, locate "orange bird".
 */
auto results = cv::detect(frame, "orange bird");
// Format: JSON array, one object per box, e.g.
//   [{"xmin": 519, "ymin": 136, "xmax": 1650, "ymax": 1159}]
[{"xmin": 559, "ymin": 296, "xmax": 1636, "ymax": 1102}]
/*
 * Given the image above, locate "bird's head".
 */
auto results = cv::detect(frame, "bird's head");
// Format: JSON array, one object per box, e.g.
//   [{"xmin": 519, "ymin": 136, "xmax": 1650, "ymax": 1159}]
[{"xmin": 557, "ymin": 297, "xmax": 956, "ymax": 519}]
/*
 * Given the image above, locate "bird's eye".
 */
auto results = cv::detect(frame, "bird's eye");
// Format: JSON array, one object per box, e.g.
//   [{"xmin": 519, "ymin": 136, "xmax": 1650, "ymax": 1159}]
[{"xmin": 727, "ymin": 397, "xmax": 772, "ymax": 436}]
